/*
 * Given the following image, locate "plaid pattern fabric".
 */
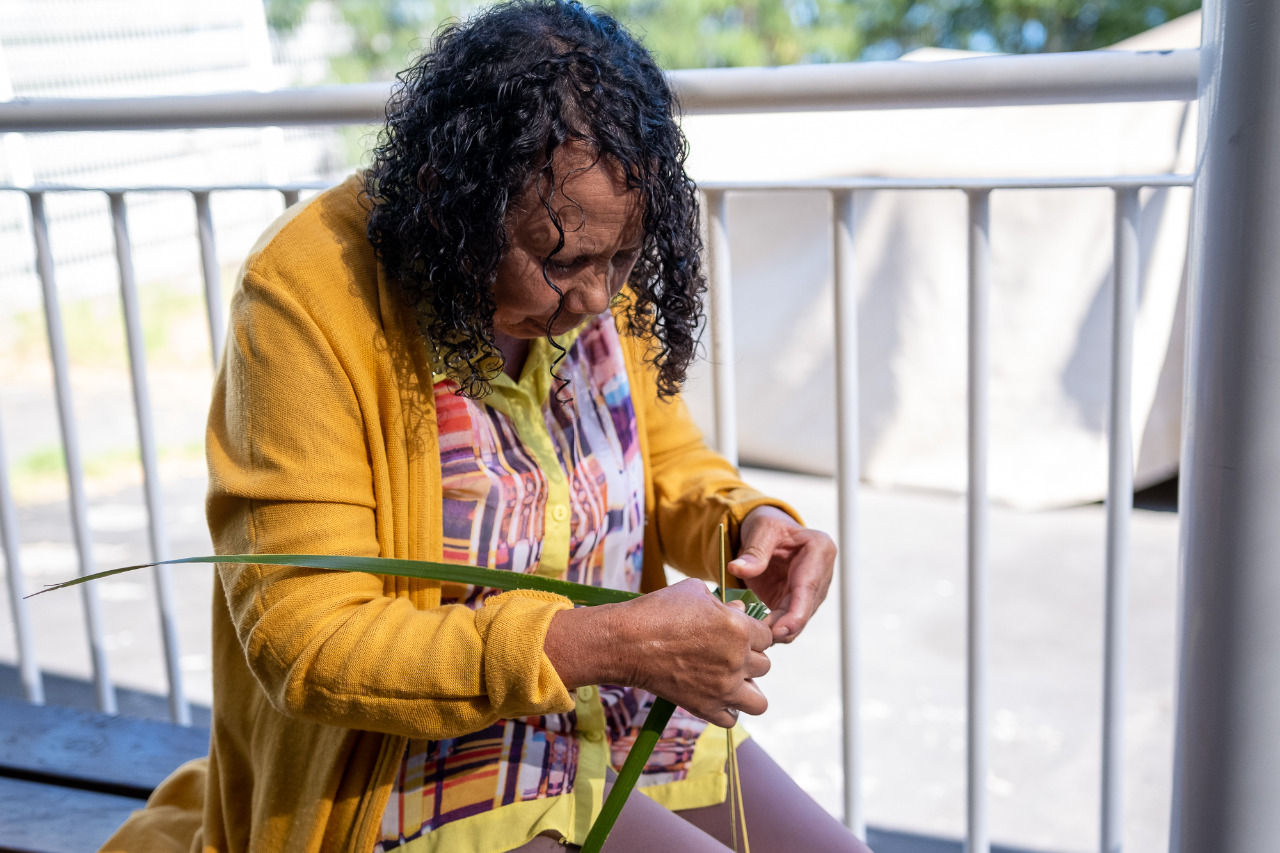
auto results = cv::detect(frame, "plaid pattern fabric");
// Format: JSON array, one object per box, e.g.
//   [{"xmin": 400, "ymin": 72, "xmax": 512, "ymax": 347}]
[{"xmin": 376, "ymin": 316, "xmax": 709, "ymax": 851}]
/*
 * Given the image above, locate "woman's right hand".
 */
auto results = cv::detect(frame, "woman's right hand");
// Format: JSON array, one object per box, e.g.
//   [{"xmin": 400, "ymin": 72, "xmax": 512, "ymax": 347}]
[{"xmin": 543, "ymin": 578, "xmax": 773, "ymax": 728}]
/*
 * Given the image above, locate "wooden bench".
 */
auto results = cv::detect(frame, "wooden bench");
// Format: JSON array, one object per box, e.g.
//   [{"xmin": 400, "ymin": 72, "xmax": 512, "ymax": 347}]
[{"xmin": 0, "ymin": 698, "xmax": 209, "ymax": 853}]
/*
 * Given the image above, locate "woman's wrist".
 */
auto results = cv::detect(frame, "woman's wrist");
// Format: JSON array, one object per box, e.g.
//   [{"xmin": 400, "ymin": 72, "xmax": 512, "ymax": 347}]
[{"xmin": 543, "ymin": 602, "xmax": 638, "ymax": 690}]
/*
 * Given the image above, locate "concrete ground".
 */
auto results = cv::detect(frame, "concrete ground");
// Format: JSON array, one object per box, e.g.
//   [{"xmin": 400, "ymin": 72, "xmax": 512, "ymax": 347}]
[
  {"xmin": 0, "ymin": 462, "xmax": 1179, "ymax": 853},
  {"xmin": 741, "ymin": 469, "xmax": 1178, "ymax": 853}
]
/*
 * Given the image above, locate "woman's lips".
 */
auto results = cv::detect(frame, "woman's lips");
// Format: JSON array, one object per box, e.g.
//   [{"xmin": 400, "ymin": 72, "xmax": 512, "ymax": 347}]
[{"xmin": 523, "ymin": 314, "xmax": 584, "ymax": 337}]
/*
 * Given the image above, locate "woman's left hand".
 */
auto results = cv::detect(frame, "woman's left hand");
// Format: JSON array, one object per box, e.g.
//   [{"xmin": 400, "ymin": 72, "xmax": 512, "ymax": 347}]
[{"xmin": 727, "ymin": 506, "xmax": 836, "ymax": 644}]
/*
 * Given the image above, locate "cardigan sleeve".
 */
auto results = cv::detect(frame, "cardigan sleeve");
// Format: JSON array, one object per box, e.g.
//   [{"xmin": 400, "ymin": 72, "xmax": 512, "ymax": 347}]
[
  {"xmin": 621, "ymin": 330, "xmax": 802, "ymax": 581},
  {"xmin": 205, "ymin": 267, "xmax": 574, "ymax": 740}
]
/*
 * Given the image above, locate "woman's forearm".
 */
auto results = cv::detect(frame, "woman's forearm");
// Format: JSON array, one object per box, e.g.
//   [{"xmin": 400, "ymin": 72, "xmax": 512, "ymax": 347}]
[{"xmin": 543, "ymin": 602, "xmax": 636, "ymax": 689}]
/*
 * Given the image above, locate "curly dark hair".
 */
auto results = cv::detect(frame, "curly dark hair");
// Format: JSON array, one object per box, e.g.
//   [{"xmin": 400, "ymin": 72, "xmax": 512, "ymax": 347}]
[{"xmin": 364, "ymin": 0, "xmax": 705, "ymax": 399}]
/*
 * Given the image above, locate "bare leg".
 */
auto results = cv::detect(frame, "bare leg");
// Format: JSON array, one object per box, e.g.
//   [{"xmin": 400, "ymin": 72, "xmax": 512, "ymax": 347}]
[
  {"xmin": 509, "ymin": 740, "xmax": 872, "ymax": 853},
  {"xmin": 677, "ymin": 739, "xmax": 874, "ymax": 853}
]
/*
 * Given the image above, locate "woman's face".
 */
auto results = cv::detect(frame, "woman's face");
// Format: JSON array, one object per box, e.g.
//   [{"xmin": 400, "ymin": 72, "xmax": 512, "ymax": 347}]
[{"xmin": 493, "ymin": 141, "xmax": 644, "ymax": 340}]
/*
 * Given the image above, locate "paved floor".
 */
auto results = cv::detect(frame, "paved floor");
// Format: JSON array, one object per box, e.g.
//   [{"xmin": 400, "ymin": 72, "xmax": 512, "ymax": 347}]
[
  {"xmin": 0, "ymin": 466, "xmax": 1179, "ymax": 853},
  {"xmin": 740, "ymin": 469, "xmax": 1178, "ymax": 853}
]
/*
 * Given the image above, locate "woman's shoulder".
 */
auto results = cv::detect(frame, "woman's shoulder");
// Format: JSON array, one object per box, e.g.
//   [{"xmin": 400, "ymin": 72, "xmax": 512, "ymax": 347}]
[{"xmin": 238, "ymin": 173, "xmax": 379, "ymax": 305}]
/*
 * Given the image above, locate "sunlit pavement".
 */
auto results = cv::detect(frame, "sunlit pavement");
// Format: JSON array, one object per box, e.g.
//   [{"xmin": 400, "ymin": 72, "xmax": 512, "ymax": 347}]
[{"xmin": 0, "ymin": 466, "xmax": 1178, "ymax": 853}]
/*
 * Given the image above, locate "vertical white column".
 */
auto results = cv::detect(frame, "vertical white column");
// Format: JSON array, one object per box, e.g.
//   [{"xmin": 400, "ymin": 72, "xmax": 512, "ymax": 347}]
[
  {"xmin": 833, "ymin": 190, "xmax": 864, "ymax": 836},
  {"xmin": 1101, "ymin": 187, "xmax": 1139, "ymax": 853},
  {"xmin": 705, "ymin": 190, "xmax": 738, "ymax": 466},
  {"xmin": 30, "ymin": 191, "xmax": 116, "ymax": 714},
  {"xmin": 109, "ymin": 192, "xmax": 191, "ymax": 726},
  {"xmin": 966, "ymin": 189, "xmax": 991, "ymax": 853},
  {"xmin": 0, "ymin": 409, "xmax": 43, "ymax": 703},
  {"xmin": 194, "ymin": 191, "xmax": 226, "ymax": 369},
  {"xmin": 1173, "ymin": 0, "xmax": 1280, "ymax": 850}
]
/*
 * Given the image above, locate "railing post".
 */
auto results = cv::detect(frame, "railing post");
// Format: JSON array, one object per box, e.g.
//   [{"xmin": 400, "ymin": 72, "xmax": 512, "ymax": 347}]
[
  {"xmin": 704, "ymin": 189, "xmax": 738, "ymax": 465},
  {"xmin": 193, "ymin": 191, "xmax": 225, "ymax": 369},
  {"xmin": 0, "ymin": 409, "xmax": 43, "ymax": 704},
  {"xmin": 832, "ymin": 190, "xmax": 863, "ymax": 836},
  {"xmin": 108, "ymin": 192, "xmax": 191, "ymax": 726},
  {"xmin": 29, "ymin": 191, "xmax": 116, "ymax": 714},
  {"xmin": 1172, "ymin": 0, "xmax": 1280, "ymax": 851},
  {"xmin": 966, "ymin": 189, "xmax": 991, "ymax": 853},
  {"xmin": 1101, "ymin": 187, "xmax": 1139, "ymax": 853}
]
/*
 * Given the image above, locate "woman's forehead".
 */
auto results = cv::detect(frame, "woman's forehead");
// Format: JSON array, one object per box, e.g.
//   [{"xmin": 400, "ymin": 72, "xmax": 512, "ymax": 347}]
[{"xmin": 509, "ymin": 145, "xmax": 643, "ymax": 244}]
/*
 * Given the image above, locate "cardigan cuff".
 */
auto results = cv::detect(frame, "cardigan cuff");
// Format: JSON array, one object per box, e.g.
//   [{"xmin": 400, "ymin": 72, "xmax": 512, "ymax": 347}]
[{"xmin": 474, "ymin": 589, "xmax": 576, "ymax": 719}]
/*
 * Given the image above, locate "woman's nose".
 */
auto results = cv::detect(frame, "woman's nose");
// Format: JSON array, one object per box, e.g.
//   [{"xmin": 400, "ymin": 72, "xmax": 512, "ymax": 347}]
[{"xmin": 567, "ymin": 267, "xmax": 615, "ymax": 315}]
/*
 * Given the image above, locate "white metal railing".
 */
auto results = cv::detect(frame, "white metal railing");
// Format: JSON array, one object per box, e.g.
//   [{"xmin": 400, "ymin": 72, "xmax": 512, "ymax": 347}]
[
  {"xmin": 2, "ymin": 181, "xmax": 326, "ymax": 726},
  {"xmin": 0, "ymin": 49, "xmax": 1205, "ymax": 853},
  {"xmin": 697, "ymin": 173, "xmax": 1192, "ymax": 849},
  {"xmin": 0, "ymin": 48, "xmax": 1198, "ymax": 132}
]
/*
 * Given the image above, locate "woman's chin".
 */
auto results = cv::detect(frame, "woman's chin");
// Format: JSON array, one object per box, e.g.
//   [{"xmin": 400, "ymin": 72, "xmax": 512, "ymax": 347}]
[
  {"xmin": 551, "ymin": 315, "xmax": 587, "ymax": 336},
  {"xmin": 498, "ymin": 316, "xmax": 586, "ymax": 339}
]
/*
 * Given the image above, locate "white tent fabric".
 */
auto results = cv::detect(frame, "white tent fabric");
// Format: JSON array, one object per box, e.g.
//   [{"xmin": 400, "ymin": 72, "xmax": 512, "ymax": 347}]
[{"xmin": 678, "ymin": 14, "xmax": 1200, "ymax": 509}]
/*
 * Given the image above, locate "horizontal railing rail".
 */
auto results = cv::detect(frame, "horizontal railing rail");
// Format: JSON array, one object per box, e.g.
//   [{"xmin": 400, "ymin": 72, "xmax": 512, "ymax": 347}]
[{"xmin": 0, "ymin": 49, "xmax": 1198, "ymax": 133}]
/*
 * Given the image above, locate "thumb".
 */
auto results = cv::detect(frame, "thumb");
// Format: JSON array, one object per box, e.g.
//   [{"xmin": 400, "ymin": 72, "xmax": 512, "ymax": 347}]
[{"xmin": 728, "ymin": 519, "xmax": 783, "ymax": 579}]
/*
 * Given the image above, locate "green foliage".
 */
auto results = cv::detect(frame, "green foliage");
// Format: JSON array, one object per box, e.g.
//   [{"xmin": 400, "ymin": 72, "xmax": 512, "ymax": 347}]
[
  {"xmin": 846, "ymin": 0, "xmax": 1201, "ymax": 59},
  {"xmin": 14, "ymin": 446, "xmax": 66, "ymax": 479},
  {"xmin": 599, "ymin": 0, "xmax": 1200, "ymax": 66},
  {"xmin": 264, "ymin": 0, "xmax": 314, "ymax": 31},
  {"xmin": 267, "ymin": 0, "xmax": 475, "ymax": 82},
  {"xmin": 598, "ymin": 0, "xmax": 862, "ymax": 69},
  {"xmin": 265, "ymin": 0, "xmax": 1200, "ymax": 77}
]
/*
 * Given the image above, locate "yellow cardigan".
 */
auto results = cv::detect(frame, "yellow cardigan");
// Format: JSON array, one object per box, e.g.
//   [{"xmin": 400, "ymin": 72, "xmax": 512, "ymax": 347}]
[{"xmin": 103, "ymin": 175, "xmax": 790, "ymax": 853}]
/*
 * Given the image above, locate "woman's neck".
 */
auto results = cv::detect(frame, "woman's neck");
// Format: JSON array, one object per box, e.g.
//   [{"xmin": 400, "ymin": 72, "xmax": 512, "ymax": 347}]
[{"xmin": 494, "ymin": 332, "xmax": 529, "ymax": 380}]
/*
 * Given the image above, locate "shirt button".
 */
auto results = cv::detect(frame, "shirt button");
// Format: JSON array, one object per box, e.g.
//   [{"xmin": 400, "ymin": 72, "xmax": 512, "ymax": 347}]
[
  {"xmin": 578, "ymin": 685, "xmax": 596, "ymax": 701},
  {"xmin": 582, "ymin": 730, "xmax": 603, "ymax": 743},
  {"xmin": 552, "ymin": 505, "xmax": 569, "ymax": 522}
]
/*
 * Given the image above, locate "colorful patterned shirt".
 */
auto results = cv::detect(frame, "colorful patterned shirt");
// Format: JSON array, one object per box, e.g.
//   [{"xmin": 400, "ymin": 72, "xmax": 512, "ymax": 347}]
[{"xmin": 375, "ymin": 315, "xmax": 740, "ymax": 853}]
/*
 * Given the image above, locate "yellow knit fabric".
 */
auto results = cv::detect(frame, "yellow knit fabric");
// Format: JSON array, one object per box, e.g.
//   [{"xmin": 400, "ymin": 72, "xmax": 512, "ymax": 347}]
[{"xmin": 101, "ymin": 174, "xmax": 796, "ymax": 853}]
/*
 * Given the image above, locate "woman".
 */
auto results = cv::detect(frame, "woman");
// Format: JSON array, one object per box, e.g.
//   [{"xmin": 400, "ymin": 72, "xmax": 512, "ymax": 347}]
[{"xmin": 104, "ymin": 2, "xmax": 872, "ymax": 851}]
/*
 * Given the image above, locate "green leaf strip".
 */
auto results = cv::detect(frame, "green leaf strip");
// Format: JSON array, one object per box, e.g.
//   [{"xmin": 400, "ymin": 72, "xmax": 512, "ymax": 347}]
[
  {"xmin": 580, "ymin": 696, "xmax": 678, "ymax": 853},
  {"xmin": 28, "ymin": 553, "xmax": 640, "ymax": 606}
]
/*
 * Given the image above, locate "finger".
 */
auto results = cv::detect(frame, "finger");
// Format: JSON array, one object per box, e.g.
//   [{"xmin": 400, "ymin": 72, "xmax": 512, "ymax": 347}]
[
  {"xmin": 727, "ymin": 515, "xmax": 788, "ymax": 580},
  {"xmin": 762, "ymin": 593, "xmax": 792, "ymax": 629},
  {"xmin": 772, "ymin": 561, "xmax": 826, "ymax": 642},
  {"xmin": 733, "ymin": 679, "xmax": 768, "ymax": 717},
  {"xmin": 748, "ymin": 617, "xmax": 774, "ymax": 651},
  {"xmin": 700, "ymin": 707, "xmax": 740, "ymax": 729},
  {"xmin": 746, "ymin": 649, "xmax": 772, "ymax": 679},
  {"xmin": 726, "ymin": 598, "xmax": 747, "ymax": 612}
]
